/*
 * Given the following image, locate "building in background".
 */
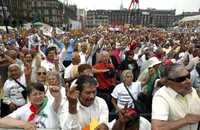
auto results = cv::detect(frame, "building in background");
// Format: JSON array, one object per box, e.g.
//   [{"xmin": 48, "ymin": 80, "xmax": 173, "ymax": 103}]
[
  {"xmin": 0, "ymin": 3, "xmax": 10, "ymax": 25},
  {"xmin": 150, "ymin": 9, "xmax": 175, "ymax": 27},
  {"xmin": 87, "ymin": 9, "xmax": 175, "ymax": 28},
  {"xmin": 86, "ymin": 10, "xmax": 110, "ymax": 28},
  {"xmin": 64, "ymin": 4, "xmax": 77, "ymax": 21},
  {"xmin": 2, "ymin": 0, "xmax": 64, "ymax": 27},
  {"xmin": 77, "ymin": 8, "xmax": 87, "ymax": 28},
  {"xmin": 62, "ymin": 4, "xmax": 78, "ymax": 30},
  {"xmin": 31, "ymin": 0, "xmax": 63, "ymax": 26}
]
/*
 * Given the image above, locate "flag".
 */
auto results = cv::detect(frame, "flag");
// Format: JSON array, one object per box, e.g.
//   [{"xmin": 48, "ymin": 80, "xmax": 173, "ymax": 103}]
[
  {"xmin": 82, "ymin": 117, "xmax": 99, "ymax": 130},
  {"xmin": 128, "ymin": 0, "xmax": 134, "ymax": 11},
  {"xmin": 82, "ymin": 125, "xmax": 90, "ymax": 130},
  {"xmin": 128, "ymin": 0, "xmax": 139, "ymax": 11},
  {"xmin": 90, "ymin": 118, "xmax": 99, "ymax": 130}
]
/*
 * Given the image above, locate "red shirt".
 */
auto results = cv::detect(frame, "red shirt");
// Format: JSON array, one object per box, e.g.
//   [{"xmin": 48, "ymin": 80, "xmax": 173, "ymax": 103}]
[{"xmin": 93, "ymin": 63, "xmax": 116, "ymax": 90}]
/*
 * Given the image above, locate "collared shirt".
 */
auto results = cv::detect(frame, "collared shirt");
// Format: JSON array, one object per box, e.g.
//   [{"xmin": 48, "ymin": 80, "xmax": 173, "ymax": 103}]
[
  {"xmin": 190, "ymin": 68, "xmax": 200, "ymax": 90},
  {"xmin": 59, "ymin": 96, "xmax": 109, "ymax": 130},
  {"xmin": 152, "ymin": 86, "xmax": 200, "ymax": 130}
]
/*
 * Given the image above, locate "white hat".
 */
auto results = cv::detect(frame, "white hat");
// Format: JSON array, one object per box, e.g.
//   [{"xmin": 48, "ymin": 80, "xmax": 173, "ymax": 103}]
[
  {"xmin": 148, "ymin": 57, "xmax": 162, "ymax": 68},
  {"xmin": 140, "ymin": 57, "xmax": 161, "ymax": 72}
]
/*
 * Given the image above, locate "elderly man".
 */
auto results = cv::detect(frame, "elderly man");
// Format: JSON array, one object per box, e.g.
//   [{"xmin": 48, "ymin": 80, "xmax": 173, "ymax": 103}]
[
  {"xmin": 59, "ymin": 75, "xmax": 109, "ymax": 130},
  {"xmin": 152, "ymin": 63, "xmax": 200, "ymax": 130}
]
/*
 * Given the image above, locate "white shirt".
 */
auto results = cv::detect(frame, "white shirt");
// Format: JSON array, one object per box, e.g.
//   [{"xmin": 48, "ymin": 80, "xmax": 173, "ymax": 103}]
[
  {"xmin": 59, "ymin": 96, "xmax": 109, "ymax": 130},
  {"xmin": 41, "ymin": 60, "xmax": 55, "ymax": 72},
  {"xmin": 79, "ymin": 52, "xmax": 87, "ymax": 64},
  {"xmin": 7, "ymin": 100, "xmax": 60, "ymax": 129},
  {"xmin": 111, "ymin": 82, "xmax": 142, "ymax": 109},
  {"xmin": 185, "ymin": 56, "xmax": 199, "ymax": 70},
  {"xmin": 46, "ymin": 86, "xmax": 67, "ymax": 105},
  {"xmin": 3, "ymin": 75, "xmax": 26, "ymax": 106},
  {"xmin": 139, "ymin": 117, "xmax": 151, "ymax": 130},
  {"xmin": 28, "ymin": 34, "xmax": 41, "ymax": 50},
  {"xmin": 152, "ymin": 86, "xmax": 200, "ymax": 130},
  {"xmin": 64, "ymin": 63, "xmax": 73, "ymax": 79}
]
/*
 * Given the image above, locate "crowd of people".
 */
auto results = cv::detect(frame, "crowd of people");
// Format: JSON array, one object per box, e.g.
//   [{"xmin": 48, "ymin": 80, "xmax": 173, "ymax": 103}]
[{"xmin": 0, "ymin": 26, "xmax": 200, "ymax": 130}]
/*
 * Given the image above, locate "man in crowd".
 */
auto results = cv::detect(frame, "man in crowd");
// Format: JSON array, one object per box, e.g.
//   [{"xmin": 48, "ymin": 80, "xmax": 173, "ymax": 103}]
[
  {"xmin": 59, "ymin": 75, "xmax": 109, "ymax": 130},
  {"xmin": 152, "ymin": 63, "xmax": 200, "ymax": 130}
]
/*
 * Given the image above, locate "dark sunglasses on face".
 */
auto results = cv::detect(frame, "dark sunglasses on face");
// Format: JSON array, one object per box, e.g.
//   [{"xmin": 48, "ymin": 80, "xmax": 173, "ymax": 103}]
[
  {"xmin": 37, "ymin": 72, "xmax": 46, "ymax": 75},
  {"xmin": 169, "ymin": 74, "xmax": 190, "ymax": 83}
]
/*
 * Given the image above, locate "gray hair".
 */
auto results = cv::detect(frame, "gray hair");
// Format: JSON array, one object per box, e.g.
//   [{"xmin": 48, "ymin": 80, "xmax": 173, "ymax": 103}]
[
  {"xmin": 36, "ymin": 66, "xmax": 47, "ymax": 73},
  {"xmin": 47, "ymin": 71, "xmax": 61, "ymax": 86},
  {"xmin": 8, "ymin": 63, "xmax": 23, "ymax": 79},
  {"xmin": 121, "ymin": 69, "xmax": 133, "ymax": 82},
  {"xmin": 99, "ymin": 50, "xmax": 109, "ymax": 62},
  {"xmin": 161, "ymin": 63, "xmax": 185, "ymax": 79}
]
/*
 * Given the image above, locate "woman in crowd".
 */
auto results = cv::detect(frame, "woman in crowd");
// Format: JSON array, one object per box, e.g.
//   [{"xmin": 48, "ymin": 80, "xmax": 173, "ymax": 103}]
[
  {"xmin": 111, "ymin": 70, "xmax": 146, "ymax": 112},
  {"xmin": 0, "ymin": 82, "xmax": 61, "ymax": 129},
  {"xmin": 3, "ymin": 64, "xmax": 27, "ymax": 113},
  {"xmin": 46, "ymin": 71, "xmax": 66, "ymax": 103},
  {"xmin": 34, "ymin": 67, "xmax": 48, "ymax": 91}
]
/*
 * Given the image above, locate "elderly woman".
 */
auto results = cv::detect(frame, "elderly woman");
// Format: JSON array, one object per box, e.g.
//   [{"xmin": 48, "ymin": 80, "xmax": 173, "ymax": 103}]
[
  {"xmin": 46, "ymin": 71, "xmax": 66, "ymax": 104},
  {"xmin": 3, "ymin": 63, "xmax": 27, "ymax": 113},
  {"xmin": 0, "ymin": 82, "xmax": 61, "ymax": 129},
  {"xmin": 111, "ymin": 70, "xmax": 146, "ymax": 112}
]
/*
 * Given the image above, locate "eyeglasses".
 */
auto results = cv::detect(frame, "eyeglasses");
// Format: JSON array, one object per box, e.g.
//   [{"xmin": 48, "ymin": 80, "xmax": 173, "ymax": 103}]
[
  {"xmin": 37, "ymin": 72, "xmax": 46, "ymax": 76},
  {"xmin": 169, "ymin": 74, "xmax": 190, "ymax": 83}
]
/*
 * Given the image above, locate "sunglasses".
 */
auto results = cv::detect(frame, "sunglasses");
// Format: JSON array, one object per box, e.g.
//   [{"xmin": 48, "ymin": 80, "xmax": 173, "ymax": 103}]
[
  {"xmin": 169, "ymin": 74, "xmax": 190, "ymax": 83},
  {"xmin": 37, "ymin": 72, "xmax": 46, "ymax": 75}
]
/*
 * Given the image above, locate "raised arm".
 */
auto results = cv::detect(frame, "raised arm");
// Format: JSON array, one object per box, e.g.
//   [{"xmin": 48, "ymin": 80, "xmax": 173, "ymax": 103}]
[
  {"xmin": 0, "ymin": 117, "xmax": 36, "ymax": 130},
  {"xmin": 152, "ymin": 114, "xmax": 200, "ymax": 130}
]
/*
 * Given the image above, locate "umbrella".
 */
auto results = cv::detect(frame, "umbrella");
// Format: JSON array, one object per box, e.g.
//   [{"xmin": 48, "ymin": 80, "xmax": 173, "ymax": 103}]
[{"xmin": 32, "ymin": 22, "xmax": 46, "ymax": 27}]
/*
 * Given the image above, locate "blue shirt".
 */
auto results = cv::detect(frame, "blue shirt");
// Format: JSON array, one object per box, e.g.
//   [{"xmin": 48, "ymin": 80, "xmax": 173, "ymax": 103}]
[
  {"xmin": 191, "ymin": 68, "xmax": 200, "ymax": 90},
  {"xmin": 64, "ymin": 38, "xmax": 77, "ymax": 61}
]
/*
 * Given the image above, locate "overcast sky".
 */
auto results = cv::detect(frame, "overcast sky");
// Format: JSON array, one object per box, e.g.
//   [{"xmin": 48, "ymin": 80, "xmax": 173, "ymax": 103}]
[{"xmin": 61, "ymin": 0, "xmax": 200, "ymax": 14}]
